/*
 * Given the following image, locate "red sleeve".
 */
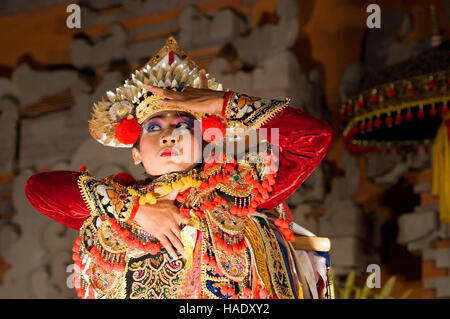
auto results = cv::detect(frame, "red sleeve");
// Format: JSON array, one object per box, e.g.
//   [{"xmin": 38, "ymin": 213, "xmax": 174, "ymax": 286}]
[
  {"xmin": 257, "ymin": 106, "xmax": 333, "ymax": 211},
  {"xmin": 24, "ymin": 171, "xmax": 91, "ymax": 231}
]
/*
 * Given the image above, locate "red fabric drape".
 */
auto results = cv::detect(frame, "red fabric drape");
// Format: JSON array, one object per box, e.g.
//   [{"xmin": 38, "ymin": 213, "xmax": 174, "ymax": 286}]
[
  {"xmin": 258, "ymin": 106, "xmax": 333, "ymax": 211},
  {"xmin": 25, "ymin": 170, "xmax": 90, "ymax": 230}
]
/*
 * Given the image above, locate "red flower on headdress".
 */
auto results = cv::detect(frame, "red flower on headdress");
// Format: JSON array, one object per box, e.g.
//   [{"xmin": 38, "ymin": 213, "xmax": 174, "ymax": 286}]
[
  {"xmin": 201, "ymin": 115, "xmax": 226, "ymax": 143},
  {"xmin": 115, "ymin": 117, "xmax": 141, "ymax": 145}
]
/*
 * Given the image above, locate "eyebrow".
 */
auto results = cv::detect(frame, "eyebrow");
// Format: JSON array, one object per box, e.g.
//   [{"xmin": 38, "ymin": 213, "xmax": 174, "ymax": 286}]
[
  {"xmin": 142, "ymin": 115, "xmax": 164, "ymax": 126},
  {"xmin": 145, "ymin": 117, "xmax": 164, "ymax": 123},
  {"xmin": 172, "ymin": 116, "xmax": 194, "ymax": 124},
  {"xmin": 143, "ymin": 114, "xmax": 194, "ymax": 127}
]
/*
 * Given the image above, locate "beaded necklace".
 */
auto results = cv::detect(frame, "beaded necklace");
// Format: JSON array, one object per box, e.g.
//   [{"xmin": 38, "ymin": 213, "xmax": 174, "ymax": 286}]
[{"xmin": 128, "ymin": 169, "xmax": 202, "ymax": 205}]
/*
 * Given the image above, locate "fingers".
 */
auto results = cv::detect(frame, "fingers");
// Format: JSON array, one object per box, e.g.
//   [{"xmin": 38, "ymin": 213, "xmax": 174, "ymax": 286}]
[
  {"xmin": 199, "ymin": 69, "xmax": 208, "ymax": 89},
  {"xmin": 151, "ymin": 205, "xmax": 187, "ymax": 259},
  {"xmin": 174, "ymin": 211, "xmax": 190, "ymax": 225},
  {"xmin": 167, "ymin": 228, "xmax": 186, "ymax": 258},
  {"xmin": 160, "ymin": 99, "xmax": 203, "ymax": 114},
  {"xmin": 159, "ymin": 99, "xmax": 186, "ymax": 107},
  {"xmin": 143, "ymin": 84, "xmax": 178, "ymax": 99},
  {"xmin": 157, "ymin": 235, "xmax": 178, "ymax": 260}
]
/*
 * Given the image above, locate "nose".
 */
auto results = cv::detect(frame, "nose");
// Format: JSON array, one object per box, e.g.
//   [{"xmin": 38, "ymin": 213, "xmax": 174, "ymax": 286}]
[{"xmin": 160, "ymin": 130, "xmax": 178, "ymax": 146}]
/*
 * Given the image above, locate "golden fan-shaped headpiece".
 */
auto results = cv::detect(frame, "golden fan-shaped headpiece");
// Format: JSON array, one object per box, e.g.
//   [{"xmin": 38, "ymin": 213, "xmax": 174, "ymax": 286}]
[{"xmin": 89, "ymin": 37, "xmax": 224, "ymax": 148}]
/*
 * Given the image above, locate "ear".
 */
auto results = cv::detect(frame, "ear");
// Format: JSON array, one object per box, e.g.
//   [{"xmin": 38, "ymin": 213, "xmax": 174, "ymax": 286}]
[{"xmin": 132, "ymin": 147, "xmax": 142, "ymax": 165}]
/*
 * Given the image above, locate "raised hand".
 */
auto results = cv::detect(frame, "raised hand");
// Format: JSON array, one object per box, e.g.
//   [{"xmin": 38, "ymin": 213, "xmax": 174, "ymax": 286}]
[{"xmin": 143, "ymin": 69, "xmax": 225, "ymax": 114}]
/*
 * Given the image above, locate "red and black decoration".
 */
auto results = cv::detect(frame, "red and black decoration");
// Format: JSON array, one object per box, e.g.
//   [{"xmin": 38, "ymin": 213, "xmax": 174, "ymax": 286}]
[{"xmin": 341, "ymin": 47, "xmax": 450, "ymax": 155}]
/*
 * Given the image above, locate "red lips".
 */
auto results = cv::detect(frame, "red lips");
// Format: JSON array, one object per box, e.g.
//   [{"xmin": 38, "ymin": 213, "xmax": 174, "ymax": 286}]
[{"xmin": 160, "ymin": 148, "xmax": 179, "ymax": 157}]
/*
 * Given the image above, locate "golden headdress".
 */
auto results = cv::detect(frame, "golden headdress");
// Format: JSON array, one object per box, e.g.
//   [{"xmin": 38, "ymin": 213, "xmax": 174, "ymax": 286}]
[{"xmin": 89, "ymin": 37, "xmax": 224, "ymax": 148}]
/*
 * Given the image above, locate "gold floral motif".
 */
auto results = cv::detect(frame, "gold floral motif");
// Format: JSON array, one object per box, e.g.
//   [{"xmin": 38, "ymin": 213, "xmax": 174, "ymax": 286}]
[
  {"xmin": 214, "ymin": 249, "xmax": 250, "ymax": 283},
  {"xmin": 79, "ymin": 216, "xmax": 97, "ymax": 250},
  {"xmin": 205, "ymin": 211, "xmax": 249, "ymax": 282},
  {"xmin": 76, "ymin": 214, "xmax": 129, "ymax": 298},
  {"xmin": 89, "ymin": 262, "xmax": 124, "ymax": 296},
  {"xmin": 97, "ymin": 220, "xmax": 129, "ymax": 255},
  {"xmin": 128, "ymin": 253, "xmax": 185, "ymax": 299},
  {"xmin": 78, "ymin": 173, "xmax": 137, "ymax": 223},
  {"xmin": 216, "ymin": 163, "xmax": 254, "ymax": 198},
  {"xmin": 106, "ymin": 189, "xmax": 127, "ymax": 219},
  {"xmin": 208, "ymin": 205, "xmax": 244, "ymax": 236}
]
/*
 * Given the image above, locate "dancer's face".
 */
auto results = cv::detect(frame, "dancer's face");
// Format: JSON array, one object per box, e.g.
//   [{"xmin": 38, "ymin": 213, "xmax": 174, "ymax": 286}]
[{"xmin": 132, "ymin": 111, "xmax": 202, "ymax": 176}]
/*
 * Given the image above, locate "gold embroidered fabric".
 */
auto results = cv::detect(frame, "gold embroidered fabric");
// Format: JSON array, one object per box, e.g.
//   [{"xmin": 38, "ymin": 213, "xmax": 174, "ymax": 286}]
[
  {"xmin": 77, "ymin": 215, "xmax": 128, "ymax": 298},
  {"xmin": 224, "ymin": 92, "xmax": 290, "ymax": 129},
  {"xmin": 78, "ymin": 173, "xmax": 138, "ymax": 223},
  {"xmin": 127, "ymin": 254, "xmax": 185, "ymax": 299},
  {"xmin": 248, "ymin": 215, "xmax": 296, "ymax": 299},
  {"xmin": 242, "ymin": 216, "xmax": 274, "ymax": 295}
]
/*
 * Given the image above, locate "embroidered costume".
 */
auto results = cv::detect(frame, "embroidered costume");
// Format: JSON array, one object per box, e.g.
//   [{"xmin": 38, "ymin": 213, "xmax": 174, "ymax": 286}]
[{"xmin": 25, "ymin": 37, "xmax": 333, "ymax": 299}]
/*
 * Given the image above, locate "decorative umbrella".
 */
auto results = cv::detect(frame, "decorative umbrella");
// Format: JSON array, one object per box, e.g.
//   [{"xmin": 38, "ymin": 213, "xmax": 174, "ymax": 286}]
[{"xmin": 341, "ymin": 5, "xmax": 450, "ymax": 222}]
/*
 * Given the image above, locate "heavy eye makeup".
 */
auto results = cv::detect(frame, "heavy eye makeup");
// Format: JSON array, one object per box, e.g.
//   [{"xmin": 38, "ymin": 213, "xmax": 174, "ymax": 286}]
[
  {"xmin": 142, "ymin": 116, "xmax": 194, "ymax": 134},
  {"xmin": 172, "ymin": 117, "xmax": 194, "ymax": 130},
  {"xmin": 143, "ymin": 119, "xmax": 163, "ymax": 133}
]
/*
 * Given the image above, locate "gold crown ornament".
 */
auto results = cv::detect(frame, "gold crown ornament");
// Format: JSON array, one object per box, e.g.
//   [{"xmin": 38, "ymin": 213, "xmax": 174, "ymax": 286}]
[{"xmin": 89, "ymin": 37, "xmax": 224, "ymax": 148}]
